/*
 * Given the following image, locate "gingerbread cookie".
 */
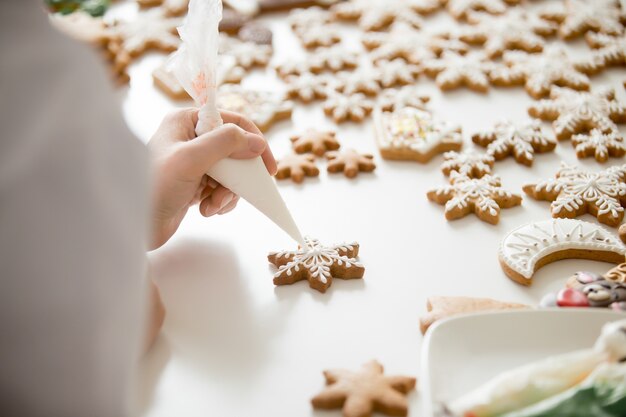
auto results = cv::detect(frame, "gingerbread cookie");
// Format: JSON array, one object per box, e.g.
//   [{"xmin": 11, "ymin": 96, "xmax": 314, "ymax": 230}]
[
  {"xmin": 163, "ymin": 0, "xmax": 190, "ymax": 16},
  {"xmin": 323, "ymin": 92, "xmax": 374, "ymax": 123},
  {"xmin": 571, "ymin": 129, "xmax": 626, "ymax": 163},
  {"xmin": 376, "ymin": 85, "xmax": 430, "ymax": 112},
  {"xmin": 620, "ymin": 224, "xmax": 626, "ymax": 244},
  {"xmin": 109, "ymin": 9, "xmax": 182, "ymax": 57},
  {"xmin": 443, "ymin": 0, "xmax": 519, "ymax": 21},
  {"xmin": 275, "ymin": 154, "xmax": 320, "ymax": 183},
  {"xmin": 422, "ymin": 51, "xmax": 494, "ymax": 93},
  {"xmin": 268, "ymin": 237, "xmax": 364, "ymax": 292},
  {"xmin": 219, "ymin": 34, "xmax": 273, "ymax": 69},
  {"xmin": 284, "ymin": 73, "xmax": 331, "ymax": 103},
  {"xmin": 293, "ymin": 24, "xmax": 342, "ymax": 49},
  {"xmin": 332, "ymin": 0, "xmax": 427, "ymax": 31},
  {"xmin": 499, "ymin": 219, "xmax": 626, "ymax": 285},
  {"xmin": 326, "ymin": 149, "xmax": 376, "ymax": 178},
  {"xmin": 289, "ymin": 6, "xmax": 333, "ymax": 29},
  {"xmin": 238, "ymin": 22, "xmax": 273, "ymax": 46},
  {"xmin": 152, "ymin": 61, "xmax": 189, "ymax": 100},
  {"xmin": 528, "ymin": 87, "xmax": 626, "ymax": 141},
  {"xmin": 49, "ymin": 11, "xmax": 111, "ymax": 45},
  {"xmin": 440, "ymin": 150, "xmax": 494, "ymax": 179},
  {"xmin": 374, "ymin": 59, "xmax": 420, "ymax": 88},
  {"xmin": 312, "ymin": 46, "xmax": 359, "ymax": 72},
  {"xmin": 275, "ymin": 59, "xmax": 322, "ymax": 79},
  {"xmin": 539, "ymin": 0, "xmax": 623, "ymax": 40},
  {"xmin": 489, "ymin": 47, "xmax": 591, "ymax": 99},
  {"xmin": 523, "ymin": 163, "xmax": 626, "ymax": 227},
  {"xmin": 336, "ymin": 69, "xmax": 382, "ymax": 96},
  {"xmin": 427, "ymin": 172, "xmax": 522, "ymax": 224},
  {"xmin": 219, "ymin": 8, "xmax": 250, "ymax": 35},
  {"xmin": 419, "ymin": 296, "xmax": 529, "ymax": 334},
  {"xmin": 259, "ymin": 0, "xmax": 341, "ymax": 12},
  {"xmin": 217, "ymin": 85, "xmax": 293, "ymax": 132},
  {"xmin": 458, "ymin": 7, "xmax": 558, "ymax": 58},
  {"xmin": 374, "ymin": 107, "xmax": 463, "ymax": 163},
  {"xmin": 311, "ymin": 360, "xmax": 415, "ymax": 417},
  {"xmin": 578, "ymin": 33, "xmax": 626, "ymax": 74},
  {"xmin": 290, "ymin": 129, "xmax": 340, "ymax": 156},
  {"xmin": 471, "ymin": 120, "xmax": 556, "ymax": 166}
]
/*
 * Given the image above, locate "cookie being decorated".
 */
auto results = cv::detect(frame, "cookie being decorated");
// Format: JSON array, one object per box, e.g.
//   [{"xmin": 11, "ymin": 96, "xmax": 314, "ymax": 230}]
[
  {"xmin": 326, "ymin": 149, "xmax": 376, "ymax": 178},
  {"xmin": 423, "ymin": 51, "xmax": 494, "ymax": 93},
  {"xmin": 471, "ymin": 120, "xmax": 556, "ymax": 166},
  {"xmin": 440, "ymin": 150, "xmax": 495, "ymax": 179},
  {"xmin": 374, "ymin": 107, "xmax": 463, "ymax": 163},
  {"xmin": 290, "ymin": 129, "xmax": 340, "ymax": 156},
  {"xmin": 528, "ymin": 87, "xmax": 626, "ymax": 141},
  {"xmin": 523, "ymin": 163, "xmax": 626, "ymax": 227},
  {"xmin": 571, "ymin": 129, "xmax": 626, "ymax": 163},
  {"xmin": 427, "ymin": 172, "xmax": 522, "ymax": 224},
  {"xmin": 311, "ymin": 360, "xmax": 415, "ymax": 417},
  {"xmin": 323, "ymin": 93, "xmax": 374, "ymax": 123},
  {"xmin": 217, "ymin": 85, "xmax": 293, "ymax": 132},
  {"xmin": 539, "ymin": 0, "xmax": 624, "ymax": 40},
  {"xmin": 275, "ymin": 154, "xmax": 320, "ymax": 183},
  {"xmin": 490, "ymin": 47, "xmax": 591, "ymax": 99},
  {"xmin": 332, "ymin": 0, "xmax": 428, "ymax": 31},
  {"xmin": 268, "ymin": 237, "xmax": 364, "ymax": 292},
  {"xmin": 499, "ymin": 219, "xmax": 626, "ymax": 285}
]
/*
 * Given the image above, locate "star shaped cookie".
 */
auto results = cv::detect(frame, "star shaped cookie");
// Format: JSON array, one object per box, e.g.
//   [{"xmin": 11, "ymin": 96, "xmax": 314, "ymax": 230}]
[
  {"xmin": 324, "ymin": 93, "xmax": 375, "ymax": 123},
  {"xmin": 311, "ymin": 360, "xmax": 416, "ymax": 417},
  {"xmin": 443, "ymin": 0, "xmax": 519, "ymax": 21},
  {"xmin": 376, "ymin": 85, "xmax": 431, "ymax": 112},
  {"xmin": 332, "ymin": 0, "xmax": 429, "ymax": 31},
  {"xmin": 109, "ymin": 9, "xmax": 182, "ymax": 57},
  {"xmin": 571, "ymin": 129, "xmax": 626, "ymax": 163},
  {"xmin": 427, "ymin": 172, "xmax": 522, "ymax": 224},
  {"xmin": 217, "ymin": 85, "xmax": 293, "ymax": 132},
  {"xmin": 268, "ymin": 237, "xmax": 364, "ymax": 292},
  {"xmin": 440, "ymin": 150, "xmax": 495, "ymax": 178},
  {"xmin": 539, "ymin": 0, "xmax": 624, "ymax": 40},
  {"xmin": 523, "ymin": 163, "xmax": 626, "ymax": 227},
  {"xmin": 423, "ymin": 51, "xmax": 495, "ymax": 93},
  {"xmin": 290, "ymin": 129, "xmax": 341, "ymax": 156},
  {"xmin": 326, "ymin": 149, "xmax": 376, "ymax": 178},
  {"xmin": 578, "ymin": 33, "xmax": 626, "ymax": 74},
  {"xmin": 275, "ymin": 154, "xmax": 320, "ymax": 183}
]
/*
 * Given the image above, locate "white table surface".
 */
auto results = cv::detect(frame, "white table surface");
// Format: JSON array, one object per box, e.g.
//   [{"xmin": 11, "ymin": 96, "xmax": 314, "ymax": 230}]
[{"xmin": 111, "ymin": 2, "xmax": 626, "ymax": 416}]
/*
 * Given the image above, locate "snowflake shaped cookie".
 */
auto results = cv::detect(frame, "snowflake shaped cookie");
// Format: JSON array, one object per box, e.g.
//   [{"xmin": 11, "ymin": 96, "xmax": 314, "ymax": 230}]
[
  {"xmin": 323, "ymin": 92, "xmax": 375, "ymax": 123},
  {"xmin": 471, "ymin": 120, "xmax": 556, "ymax": 166},
  {"xmin": 374, "ymin": 59, "xmax": 420, "ymax": 88},
  {"xmin": 441, "ymin": 150, "xmax": 495, "ymax": 178},
  {"xmin": 110, "ymin": 8, "xmax": 182, "ymax": 57},
  {"xmin": 312, "ymin": 46, "xmax": 359, "ymax": 72},
  {"xmin": 275, "ymin": 154, "xmax": 320, "ymax": 183},
  {"xmin": 284, "ymin": 73, "xmax": 331, "ymax": 102},
  {"xmin": 288, "ymin": 6, "xmax": 333, "ymax": 29},
  {"xmin": 275, "ymin": 59, "xmax": 322, "ymax": 79},
  {"xmin": 268, "ymin": 237, "xmax": 364, "ymax": 293},
  {"xmin": 219, "ymin": 34, "xmax": 273, "ymax": 69},
  {"xmin": 312, "ymin": 360, "xmax": 416, "ymax": 417},
  {"xmin": 540, "ymin": 0, "xmax": 624, "ymax": 40},
  {"xmin": 423, "ymin": 51, "xmax": 495, "ymax": 93},
  {"xmin": 459, "ymin": 7, "xmax": 558, "ymax": 58},
  {"xmin": 377, "ymin": 85, "xmax": 431, "ymax": 112},
  {"xmin": 428, "ymin": 172, "xmax": 522, "ymax": 224},
  {"xmin": 293, "ymin": 24, "xmax": 342, "ymax": 49},
  {"xmin": 523, "ymin": 163, "xmax": 626, "ymax": 227},
  {"xmin": 326, "ymin": 149, "xmax": 376, "ymax": 178},
  {"xmin": 290, "ymin": 129, "xmax": 341, "ymax": 156},
  {"xmin": 490, "ymin": 47, "xmax": 591, "ymax": 99},
  {"xmin": 374, "ymin": 107, "xmax": 463, "ymax": 163},
  {"xmin": 336, "ymin": 69, "xmax": 382, "ymax": 96},
  {"xmin": 332, "ymin": 0, "xmax": 429, "ymax": 31},
  {"xmin": 443, "ymin": 0, "xmax": 520, "ymax": 21},
  {"xmin": 528, "ymin": 87, "xmax": 626, "ymax": 141},
  {"xmin": 217, "ymin": 85, "xmax": 293, "ymax": 132},
  {"xmin": 572, "ymin": 129, "xmax": 626, "ymax": 163},
  {"xmin": 579, "ymin": 33, "xmax": 626, "ymax": 73}
]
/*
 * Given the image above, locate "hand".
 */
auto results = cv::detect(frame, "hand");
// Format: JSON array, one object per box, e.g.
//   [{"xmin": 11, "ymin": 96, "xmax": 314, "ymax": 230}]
[{"xmin": 148, "ymin": 108, "xmax": 277, "ymax": 250}]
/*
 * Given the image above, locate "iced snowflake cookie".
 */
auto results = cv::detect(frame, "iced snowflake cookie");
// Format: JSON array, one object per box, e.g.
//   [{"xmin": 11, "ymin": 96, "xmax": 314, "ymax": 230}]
[
  {"xmin": 323, "ymin": 93, "xmax": 374, "ymax": 123},
  {"xmin": 523, "ymin": 163, "xmax": 626, "ymax": 227},
  {"xmin": 427, "ymin": 172, "xmax": 522, "ymax": 224},
  {"xmin": 109, "ymin": 9, "xmax": 182, "ymax": 57},
  {"xmin": 275, "ymin": 59, "xmax": 322, "ymax": 79},
  {"xmin": 275, "ymin": 154, "xmax": 320, "ymax": 183},
  {"xmin": 290, "ymin": 129, "xmax": 340, "ymax": 156},
  {"xmin": 498, "ymin": 219, "xmax": 626, "ymax": 285},
  {"xmin": 471, "ymin": 120, "xmax": 556, "ymax": 166},
  {"xmin": 376, "ymin": 86, "xmax": 430, "ymax": 112},
  {"xmin": 419, "ymin": 296, "xmax": 529, "ymax": 334},
  {"xmin": 422, "ymin": 51, "xmax": 494, "ymax": 93},
  {"xmin": 621, "ymin": 224, "xmax": 626, "ymax": 244},
  {"xmin": 571, "ymin": 129, "xmax": 626, "ymax": 163},
  {"xmin": 374, "ymin": 59, "xmax": 420, "ymax": 88},
  {"xmin": 335, "ymin": 69, "xmax": 382, "ymax": 96},
  {"xmin": 578, "ymin": 33, "xmax": 626, "ymax": 74},
  {"xmin": 259, "ymin": 0, "xmax": 341, "ymax": 12},
  {"xmin": 374, "ymin": 107, "xmax": 463, "ymax": 163},
  {"xmin": 289, "ymin": 8, "xmax": 341, "ymax": 49},
  {"xmin": 442, "ymin": 0, "xmax": 520, "ymax": 21},
  {"xmin": 326, "ymin": 149, "xmax": 376, "ymax": 178},
  {"xmin": 268, "ymin": 237, "xmax": 364, "ymax": 292},
  {"xmin": 331, "ymin": 0, "xmax": 430, "ymax": 31},
  {"xmin": 539, "ymin": 0, "xmax": 624, "ymax": 40},
  {"xmin": 311, "ymin": 360, "xmax": 415, "ymax": 417},
  {"xmin": 284, "ymin": 73, "xmax": 332, "ymax": 102},
  {"xmin": 458, "ymin": 7, "xmax": 558, "ymax": 58},
  {"xmin": 217, "ymin": 85, "xmax": 293, "ymax": 132},
  {"xmin": 527, "ymin": 87, "xmax": 626, "ymax": 141},
  {"xmin": 312, "ymin": 46, "xmax": 359, "ymax": 72},
  {"xmin": 288, "ymin": 6, "xmax": 333, "ymax": 29},
  {"xmin": 219, "ymin": 34, "xmax": 273, "ymax": 69},
  {"xmin": 440, "ymin": 150, "xmax": 495, "ymax": 179},
  {"xmin": 489, "ymin": 47, "xmax": 591, "ymax": 99}
]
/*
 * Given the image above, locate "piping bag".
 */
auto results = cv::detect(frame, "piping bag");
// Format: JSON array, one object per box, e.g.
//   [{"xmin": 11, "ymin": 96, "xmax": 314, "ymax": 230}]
[{"xmin": 169, "ymin": 0, "xmax": 306, "ymax": 247}]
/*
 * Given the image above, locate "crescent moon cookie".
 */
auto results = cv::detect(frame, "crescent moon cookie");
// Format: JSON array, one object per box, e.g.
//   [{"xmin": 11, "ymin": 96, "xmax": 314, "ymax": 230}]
[
  {"xmin": 523, "ymin": 163, "xmax": 626, "ymax": 227},
  {"xmin": 374, "ymin": 107, "xmax": 463, "ymax": 163},
  {"xmin": 311, "ymin": 360, "xmax": 416, "ymax": 417},
  {"xmin": 268, "ymin": 237, "xmax": 364, "ymax": 293},
  {"xmin": 498, "ymin": 219, "xmax": 626, "ymax": 285}
]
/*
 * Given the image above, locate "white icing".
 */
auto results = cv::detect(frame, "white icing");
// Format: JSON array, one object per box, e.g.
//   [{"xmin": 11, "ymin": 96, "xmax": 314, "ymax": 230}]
[
  {"xmin": 572, "ymin": 128, "xmax": 625, "ymax": 161},
  {"xmin": 475, "ymin": 120, "xmax": 555, "ymax": 163},
  {"xmin": 437, "ymin": 173, "xmax": 516, "ymax": 218},
  {"xmin": 217, "ymin": 85, "xmax": 293, "ymax": 127},
  {"xmin": 445, "ymin": 0, "xmax": 507, "ymax": 19},
  {"xmin": 557, "ymin": 0, "xmax": 623, "ymax": 38},
  {"xmin": 333, "ymin": 0, "xmax": 427, "ymax": 30},
  {"xmin": 377, "ymin": 85, "xmax": 430, "ymax": 112},
  {"xmin": 499, "ymin": 219, "xmax": 626, "ymax": 280},
  {"xmin": 423, "ymin": 51, "xmax": 493, "ymax": 89},
  {"xmin": 219, "ymin": 34, "xmax": 273, "ymax": 69},
  {"xmin": 324, "ymin": 92, "xmax": 374, "ymax": 122},
  {"xmin": 441, "ymin": 150, "xmax": 494, "ymax": 177}
]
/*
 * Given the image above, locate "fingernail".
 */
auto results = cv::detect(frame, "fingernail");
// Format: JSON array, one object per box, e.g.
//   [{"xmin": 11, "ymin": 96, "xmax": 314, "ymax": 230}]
[
  {"xmin": 219, "ymin": 194, "xmax": 233, "ymax": 209},
  {"xmin": 248, "ymin": 134, "xmax": 266, "ymax": 153}
]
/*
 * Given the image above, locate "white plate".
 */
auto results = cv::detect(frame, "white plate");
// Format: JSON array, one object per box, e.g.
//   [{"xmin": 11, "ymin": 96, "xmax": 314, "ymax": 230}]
[{"xmin": 420, "ymin": 309, "xmax": 626, "ymax": 417}]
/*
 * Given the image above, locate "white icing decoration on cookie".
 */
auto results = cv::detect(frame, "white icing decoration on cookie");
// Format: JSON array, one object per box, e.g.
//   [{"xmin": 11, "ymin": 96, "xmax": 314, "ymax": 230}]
[
  {"xmin": 217, "ymin": 85, "xmax": 293, "ymax": 128},
  {"xmin": 219, "ymin": 34, "xmax": 273, "ymax": 69},
  {"xmin": 332, "ymin": 0, "xmax": 428, "ymax": 31},
  {"xmin": 499, "ymin": 219, "xmax": 626, "ymax": 280}
]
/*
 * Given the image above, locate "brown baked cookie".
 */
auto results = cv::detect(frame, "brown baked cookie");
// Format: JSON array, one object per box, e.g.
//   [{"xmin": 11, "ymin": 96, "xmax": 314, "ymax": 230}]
[
  {"xmin": 332, "ymin": 0, "xmax": 427, "ymax": 31},
  {"xmin": 440, "ymin": 150, "xmax": 495, "ymax": 179},
  {"xmin": 311, "ymin": 360, "xmax": 416, "ymax": 417},
  {"xmin": 571, "ymin": 129, "xmax": 626, "ymax": 163},
  {"xmin": 443, "ymin": 0, "xmax": 519, "ymax": 21},
  {"xmin": 539, "ymin": 0, "xmax": 623, "ymax": 40},
  {"xmin": 275, "ymin": 154, "xmax": 320, "ymax": 183},
  {"xmin": 336, "ymin": 69, "xmax": 382, "ymax": 96},
  {"xmin": 527, "ymin": 87, "xmax": 626, "ymax": 141},
  {"xmin": 163, "ymin": 0, "xmax": 190, "ymax": 16},
  {"xmin": 284, "ymin": 73, "xmax": 332, "ymax": 102},
  {"xmin": 471, "ymin": 120, "xmax": 556, "ymax": 166},
  {"xmin": 377, "ymin": 85, "xmax": 430, "ymax": 112},
  {"xmin": 275, "ymin": 59, "xmax": 322, "ymax": 79},
  {"xmin": 219, "ymin": 33, "xmax": 273, "ymax": 69},
  {"xmin": 420, "ymin": 296, "xmax": 529, "ymax": 334},
  {"xmin": 323, "ymin": 92, "xmax": 375, "ymax": 123},
  {"xmin": 620, "ymin": 224, "xmax": 626, "ymax": 244},
  {"xmin": 152, "ymin": 61, "xmax": 189, "ymax": 100},
  {"xmin": 238, "ymin": 22, "xmax": 273, "ymax": 45},
  {"xmin": 259, "ymin": 0, "xmax": 341, "ymax": 12},
  {"xmin": 375, "ymin": 59, "xmax": 420, "ymax": 88},
  {"xmin": 268, "ymin": 237, "xmax": 364, "ymax": 292},
  {"xmin": 326, "ymin": 149, "xmax": 376, "ymax": 178},
  {"xmin": 290, "ymin": 129, "xmax": 340, "ymax": 156},
  {"xmin": 219, "ymin": 8, "xmax": 250, "ymax": 34},
  {"xmin": 109, "ymin": 9, "xmax": 182, "ymax": 57},
  {"xmin": 422, "ymin": 51, "xmax": 494, "ymax": 93},
  {"xmin": 523, "ymin": 163, "xmax": 626, "ymax": 227},
  {"xmin": 576, "ymin": 33, "xmax": 626, "ymax": 75},
  {"xmin": 427, "ymin": 172, "xmax": 522, "ymax": 224},
  {"xmin": 217, "ymin": 85, "xmax": 293, "ymax": 132}
]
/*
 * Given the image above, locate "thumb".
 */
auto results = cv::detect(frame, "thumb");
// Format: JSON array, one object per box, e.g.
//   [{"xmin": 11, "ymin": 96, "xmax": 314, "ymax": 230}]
[{"xmin": 180, "ymin": 123, "xmax": 267, "ymax": 177}]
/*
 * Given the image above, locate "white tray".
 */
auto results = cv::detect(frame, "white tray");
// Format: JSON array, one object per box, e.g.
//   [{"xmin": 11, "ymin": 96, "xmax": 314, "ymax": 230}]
[{"xmin": 420, "ymin": 309, "xmax": 626, "ymax": 417}]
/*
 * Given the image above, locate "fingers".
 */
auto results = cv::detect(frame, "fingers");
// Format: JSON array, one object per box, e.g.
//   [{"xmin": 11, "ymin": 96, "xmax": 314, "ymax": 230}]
[
  {"xmin": 199, "ymin": 184, "xmax": 237, "ymax": 217},
  {"xmin": 155, "ymin": 108, "xmax": 199, "ymax": 142}
]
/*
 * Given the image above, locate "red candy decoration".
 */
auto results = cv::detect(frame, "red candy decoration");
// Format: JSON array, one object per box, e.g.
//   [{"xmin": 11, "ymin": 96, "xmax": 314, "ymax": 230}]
[{"xmin": 557, "ymin": 288, "xmax": 590, "ymax": 307}]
